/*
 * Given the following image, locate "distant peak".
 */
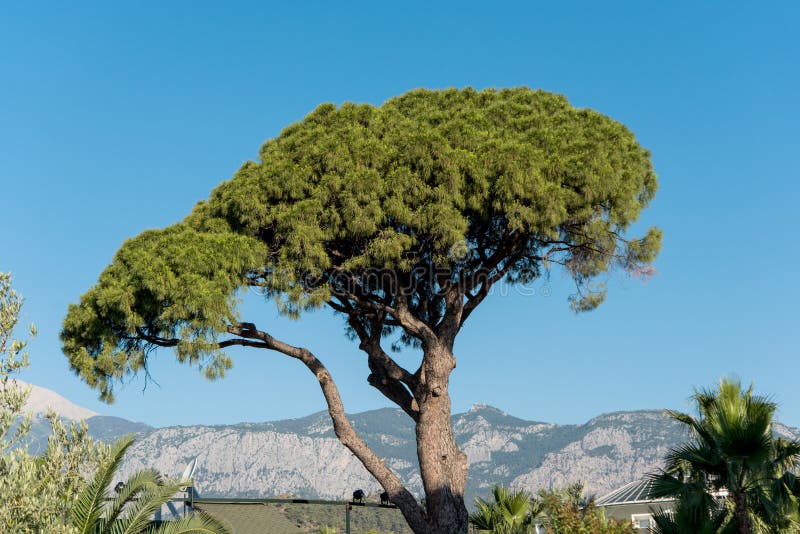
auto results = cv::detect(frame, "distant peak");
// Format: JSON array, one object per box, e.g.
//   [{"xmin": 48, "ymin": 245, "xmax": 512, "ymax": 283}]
[
  {"xmin": 13, "ymin": 379, "xmax": 99, "ymax": 420},
  {"xmin": 469, "ymin": 403, "xmax": 504, "ymax": 415}
]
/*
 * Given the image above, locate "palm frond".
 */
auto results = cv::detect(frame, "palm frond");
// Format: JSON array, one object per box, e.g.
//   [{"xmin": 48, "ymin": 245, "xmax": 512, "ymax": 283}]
[
  {"xmin": 108, "ymin": 481, "xmax": 181, "ymax": 534},
  {"xmin": 151, "ymin": 511, "xmax": 232, "ymax": 534},
  {"xmin": 666, "ymin": 409, "xmax": 715, "ymax": 446},
  {"xmin": 70, "ymin": 434, "xmax": 135, "ymax": 534},
  {"xmin": 772, "ymin": 438, "xmax": 800, "ymax": 472},
  {"xmin": 103, "ymin": 468, "xmax": 163, "ymax": 530},
  {"xmin": 469, "ymin": 498, "xmax": 498, "ymax": 532},
  {"xmin": 654, "ymin": 379, "xmax": 800, "ymax": 533},
  {"xmin": 469, "ymin": 485, "xmax": 536, "ymax": 534}
]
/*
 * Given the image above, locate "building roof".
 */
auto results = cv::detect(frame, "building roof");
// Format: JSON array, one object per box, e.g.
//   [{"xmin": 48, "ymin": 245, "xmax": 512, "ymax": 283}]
[
  {"xmin": 192, "ymin": 498, "xmax": 410, "ymax": 534},
  {"xmin": 194, "ymin": 502, "xmax": 303, "ymax": 534},
  {"xmin": 596, "ymin": 478, "xmax": 674, "ymax": 506}
]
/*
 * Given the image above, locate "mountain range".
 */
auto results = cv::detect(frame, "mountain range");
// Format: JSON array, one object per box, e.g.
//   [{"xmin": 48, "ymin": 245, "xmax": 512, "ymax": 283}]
[{"xmin": 22, "ymin": 382, "xmax": 800, "ymax": 505}]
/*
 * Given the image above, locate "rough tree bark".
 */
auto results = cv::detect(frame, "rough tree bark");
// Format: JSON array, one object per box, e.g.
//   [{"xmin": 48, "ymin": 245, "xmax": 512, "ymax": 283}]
[
  {"xmin": 414, "ymin": 343, "xmax": 468, "ymax": 533},
  {"xmin": 731, "ymin": 491, "xmax": 752, "ymax": 534}
]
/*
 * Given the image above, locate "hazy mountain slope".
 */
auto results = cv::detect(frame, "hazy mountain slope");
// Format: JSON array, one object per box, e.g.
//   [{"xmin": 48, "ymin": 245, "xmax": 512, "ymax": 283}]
[
  {"xmin": 11, "ymin": 382, "xmax": 151, "ymax": 452},
  {"xmin": 16, "ymin": 379, "xmax": 98, "ymax": 420},
  {"xmin": 85, "ymin": 415, "xmax": 153, "ymax": 441}
]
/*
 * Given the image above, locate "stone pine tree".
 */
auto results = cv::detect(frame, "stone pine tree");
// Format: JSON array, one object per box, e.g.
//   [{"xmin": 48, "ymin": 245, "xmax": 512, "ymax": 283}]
[{"xmin": 61, "ymin": 88, "xmax": 661, "ymax": 534}]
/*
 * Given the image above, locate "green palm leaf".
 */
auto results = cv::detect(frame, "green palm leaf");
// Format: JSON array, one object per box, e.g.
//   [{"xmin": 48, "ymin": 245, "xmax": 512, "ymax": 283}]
[
  {"xmin": 68, "ymin": 435, "xmax": 230, "ymax": 534},
  {"xmin": 654, "ymin": 379, "xmax": 800, "ymax": 534},
  {"xmin": 468, "ymin": 485, "xmax": 537, "ymax": 534},
  {"xmin": 151, "ymin": 511, "xmax": 232, "ymax": 534},
  {"xmin": 108, "ymin": 483, "xmax": 181, "ymax": 534},
  {"xmin": 70, "ymin": 434, "xmax": 135, "ymax": 534},
  {"xmin": 103, "ymin": 468, "xmax": 163, "ymax": 529}
]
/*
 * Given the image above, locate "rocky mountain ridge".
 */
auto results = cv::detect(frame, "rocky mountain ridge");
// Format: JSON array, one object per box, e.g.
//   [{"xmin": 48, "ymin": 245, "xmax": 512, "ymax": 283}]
[
  {"xmin": 114, "ymin": 404, "xmax": 776, "ymax": 505},
  {"xmin": 23, "ymin": 383, "xmax": 800, "ymax": 505}
]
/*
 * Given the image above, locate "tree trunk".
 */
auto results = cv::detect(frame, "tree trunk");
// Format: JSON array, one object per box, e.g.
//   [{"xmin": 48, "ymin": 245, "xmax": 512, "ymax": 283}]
[
  {"xmin": 415, "ymin": 344, "xmax": 469, "ymax": 534},
  {"xmin": 731, "ymin": 491, "xmax": 752, "ymax": 534}
]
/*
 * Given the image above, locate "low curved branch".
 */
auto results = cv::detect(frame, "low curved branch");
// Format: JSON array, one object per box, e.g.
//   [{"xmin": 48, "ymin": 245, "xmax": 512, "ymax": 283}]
[{"xmin": 224, "ymin": 322, "xmax": 429, "ymax": 533}]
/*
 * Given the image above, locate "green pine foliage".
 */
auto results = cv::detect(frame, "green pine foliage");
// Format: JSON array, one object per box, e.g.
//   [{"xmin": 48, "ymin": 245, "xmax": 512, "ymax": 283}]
[{"xmin": 61, "ymin": 87, "xmax": 660, "ymax": 403}]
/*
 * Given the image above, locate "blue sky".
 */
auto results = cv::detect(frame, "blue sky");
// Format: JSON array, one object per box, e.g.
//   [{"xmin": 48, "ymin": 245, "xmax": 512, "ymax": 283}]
[{"xmin": 1, "ymin": 1, "xmax": 798, "ymax": 428}]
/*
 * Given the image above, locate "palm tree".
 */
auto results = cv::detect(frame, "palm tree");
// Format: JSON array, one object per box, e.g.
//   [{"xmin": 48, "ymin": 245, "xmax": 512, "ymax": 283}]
[
  {"xmin": 469, "ymin": 485, "xmax": 541, "ymax": 534},
  {"xmin": 650, "ymin": 477, "xmax": 730, "ymax": 534},
  {"xmin": 70, "ymin": 435, "xmax": 231, "ymax": 534},
  {"xmin": 651, "ymin": 379, "xmax": 800, "ymax": 534}
]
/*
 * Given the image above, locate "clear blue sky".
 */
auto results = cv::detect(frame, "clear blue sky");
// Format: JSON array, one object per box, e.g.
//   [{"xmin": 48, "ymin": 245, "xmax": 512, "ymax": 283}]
[{"xmin": 2, "ymin": 1, "xmax": 798, "ymax": 428}]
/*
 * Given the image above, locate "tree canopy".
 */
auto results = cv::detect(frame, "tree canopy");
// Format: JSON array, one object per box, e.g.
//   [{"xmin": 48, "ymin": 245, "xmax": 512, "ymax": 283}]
[
  {"xmin": 62, "ymin": 87, "xmax": 660, "ymax": 533},
  {"xmin": 63, "ymin": 87, "xmax": 659, "ymax": 401}
]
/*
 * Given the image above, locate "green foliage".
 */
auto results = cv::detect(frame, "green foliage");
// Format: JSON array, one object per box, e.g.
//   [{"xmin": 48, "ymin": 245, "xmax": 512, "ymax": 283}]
[
  {"xmin": 71, "ymin": 435, "xmax": 231, "ymax": 534},
  {"xmin": 469, "ymin": 485, "xmax": 541, "ymax": 533},
  {"xmin": 70, "ymin": 435, "xmax": 134, "ymax": 533},
  {"xmin": 0, "ymin": 272, "xmax": 110, "ymax": 533},
  {"xmin": 536, "ymin": 483, "xmax": 634, "ymax": 534},
  {"xmin": 0, "ymin": 271, "xmax": 35, "ymax": 448},
  {"xmin": 0, "ymin": 411, "xmax": 108, "ymax": 534},
  {"xmin": 469, "ymin": 483, "xmax": 633, "ymax": 534},
  {"xmin": 62, "ymin": 87, "xmax": 660, "ymax": 402},
  {"xmin": 651, "ymin": 379, "xmax": 800, "ymax": 534},
  {"xmin": 650, "ymin": 490, "xmax": 729, "ymax": 534},
  {"xmin": 61, "ymin": 228, "xmax": 268, "ymax": 402}
]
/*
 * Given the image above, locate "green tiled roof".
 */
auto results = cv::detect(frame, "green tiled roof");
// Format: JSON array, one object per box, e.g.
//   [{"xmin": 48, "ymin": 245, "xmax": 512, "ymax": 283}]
[
  {"xmin": 192, "ymin": 498, "xmax": 410, "ymax": 533},
  {"xmin": 195, "ymin": 503, "xmax": 303, "ymax": 534}
]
